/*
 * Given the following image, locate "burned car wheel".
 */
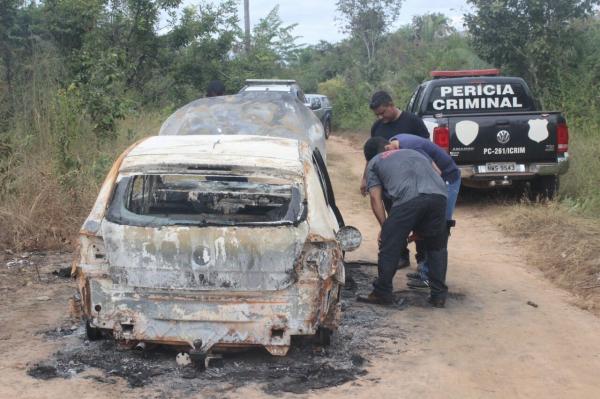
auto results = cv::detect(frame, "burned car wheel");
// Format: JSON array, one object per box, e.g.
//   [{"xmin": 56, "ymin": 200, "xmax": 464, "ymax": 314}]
[
  {"xmin": 316, "ymin": 327, "xmax": 332, "ymax": 346},
  {"xmin": 86, "ymin": 320, "xmax": 103, "ymax": 341}
]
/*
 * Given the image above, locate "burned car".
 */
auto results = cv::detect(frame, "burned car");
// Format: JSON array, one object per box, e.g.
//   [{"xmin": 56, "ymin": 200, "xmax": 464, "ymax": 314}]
[{"xmin": 74, "ymin": 134, "xmax": 361, "ymax": 359}]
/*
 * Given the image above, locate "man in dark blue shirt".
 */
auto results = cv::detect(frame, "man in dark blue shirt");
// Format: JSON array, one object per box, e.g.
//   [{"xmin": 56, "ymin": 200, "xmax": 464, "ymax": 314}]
[{"xmin": 386, "ymin": 134, "xmax": 461, "ymax": 288}]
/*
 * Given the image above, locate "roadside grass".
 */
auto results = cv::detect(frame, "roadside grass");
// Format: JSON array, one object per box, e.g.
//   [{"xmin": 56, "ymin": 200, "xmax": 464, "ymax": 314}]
[
  {"xmin": 495, "ymin": 202, "xmax": 600, "ymax": 314},
  {"xmin": 0, "ymin": 111, "xmax": 163, "ymax": 251},
  {"xmin": 559, "ymin": 126, "xmax": 600, "ymax": 216},
  {"xmin": 497, "ymin": 123, "xmax": 600, "ymax": 314}
]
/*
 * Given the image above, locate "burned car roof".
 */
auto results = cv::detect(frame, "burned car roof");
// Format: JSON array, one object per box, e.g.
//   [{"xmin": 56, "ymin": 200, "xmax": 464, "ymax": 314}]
[{"xmin": 158, "ymin": 92, "xmax": 326, "ymax": 158}]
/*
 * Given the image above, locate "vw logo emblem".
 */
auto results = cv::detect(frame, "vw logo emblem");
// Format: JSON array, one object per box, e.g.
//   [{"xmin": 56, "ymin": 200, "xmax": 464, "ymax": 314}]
[{"xmin": 497, "ymin": 130, "xmax": 510, "ymax": 144}]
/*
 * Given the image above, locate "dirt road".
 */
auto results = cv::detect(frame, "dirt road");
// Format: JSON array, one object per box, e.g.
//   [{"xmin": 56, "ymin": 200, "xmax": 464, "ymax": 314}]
[{"xmin": 2, "ymin": 136, "xmax": 600, "ymax": 398}]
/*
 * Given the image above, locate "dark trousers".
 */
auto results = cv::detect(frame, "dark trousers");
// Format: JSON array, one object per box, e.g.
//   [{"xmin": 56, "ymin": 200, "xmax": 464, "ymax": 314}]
[
  {"xmin": 383, "ymin": 196, "xmax": 425, "ymax": 262},
  {"xmin": 374, "ymin": 194, "xmax": 448, "ymax": 300}
]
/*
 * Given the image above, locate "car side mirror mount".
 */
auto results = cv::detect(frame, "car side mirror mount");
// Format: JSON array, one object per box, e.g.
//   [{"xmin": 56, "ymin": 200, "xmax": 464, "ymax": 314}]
[{"xmin": 336, "ymin": 226, "xmax": 362, "ymax": 252}]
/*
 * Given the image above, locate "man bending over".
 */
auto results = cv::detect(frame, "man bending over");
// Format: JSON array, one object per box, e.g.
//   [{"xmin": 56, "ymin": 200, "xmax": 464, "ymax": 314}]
[{"xmin": 360, "ymin": 137, "xmax": 449, "ymax": 307}]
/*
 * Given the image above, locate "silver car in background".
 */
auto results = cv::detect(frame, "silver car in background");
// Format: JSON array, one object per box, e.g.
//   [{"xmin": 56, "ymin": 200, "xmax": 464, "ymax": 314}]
[
  {"xmin": 306, "ymin": 94, "xmax": 333, "ymax": 138},
  {"xmin": 239, "ymin": 79, "xmax": 308, "ymax": 105}
]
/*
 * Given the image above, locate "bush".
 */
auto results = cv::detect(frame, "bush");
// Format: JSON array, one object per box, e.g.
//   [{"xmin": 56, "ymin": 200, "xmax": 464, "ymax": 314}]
[
  {"xmin": 0, "ymin": 70, "xmax": 162, "ymax": 250},
  {"xmin": 318, "ymin": 77, "xmax": 373, "ymax": 131}
]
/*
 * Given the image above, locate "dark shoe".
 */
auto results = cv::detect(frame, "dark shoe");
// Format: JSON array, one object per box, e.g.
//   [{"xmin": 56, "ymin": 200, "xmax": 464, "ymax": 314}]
[
  {"xmin": 407, "ymin": 279, "xmax": 429, "ymax": 289},
  {"xmin": 396, "ymin": 256, "xmax": 410, "ymax": 270},
  {"xmin": 357, "ymin": 292, "xmax": 394, "ymax": 305},
  {"xmin": 406, "ymin": 272, "xmax": 421, "ymax": 280},
  {"xmin": 428, "ymin": 296, "xmax": 446, "ymax": 308}
]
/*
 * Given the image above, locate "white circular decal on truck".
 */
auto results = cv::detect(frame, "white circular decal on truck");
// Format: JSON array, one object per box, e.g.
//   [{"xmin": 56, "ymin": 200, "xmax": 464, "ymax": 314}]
[{"xmin": 455, "ymin": 120, "xmax": 479, "ymax": 146}]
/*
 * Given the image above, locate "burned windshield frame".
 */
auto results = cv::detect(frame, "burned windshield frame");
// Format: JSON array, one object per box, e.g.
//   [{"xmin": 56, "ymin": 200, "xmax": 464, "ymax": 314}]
[{"xmin": 106, "ymin": 174, "xmax": 306, "ymax": 228}]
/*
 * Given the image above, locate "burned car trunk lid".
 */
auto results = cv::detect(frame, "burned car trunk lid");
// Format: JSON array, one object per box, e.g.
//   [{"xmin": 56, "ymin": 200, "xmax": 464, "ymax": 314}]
[{"xmin": 101, "ymin": 221, "xmax": 309, "ymax": 291}]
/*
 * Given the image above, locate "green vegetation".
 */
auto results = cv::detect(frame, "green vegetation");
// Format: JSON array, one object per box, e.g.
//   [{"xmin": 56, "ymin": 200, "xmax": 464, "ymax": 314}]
[
  {"xmin": 0, "ymin": 0, "xmax": 599, "ymax": 250},
  {"xmin": 465, "ymin": 1, "xmax": 600, "ymax": 214}
]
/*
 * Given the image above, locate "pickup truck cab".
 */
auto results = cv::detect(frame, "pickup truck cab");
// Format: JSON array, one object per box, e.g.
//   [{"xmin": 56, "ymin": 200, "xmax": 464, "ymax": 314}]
[{"xmin": 407, "ymin": 69, "xmax": 569, "ymax": 198}]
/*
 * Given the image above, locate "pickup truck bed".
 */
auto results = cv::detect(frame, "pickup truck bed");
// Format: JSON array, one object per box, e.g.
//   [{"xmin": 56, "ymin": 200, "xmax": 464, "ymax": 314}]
[{"xmin": 429, "ymin": 110, "xmax": 569, "ymax": 183}]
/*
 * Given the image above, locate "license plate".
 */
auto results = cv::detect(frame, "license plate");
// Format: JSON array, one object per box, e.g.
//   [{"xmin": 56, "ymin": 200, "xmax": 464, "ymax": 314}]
[{"xmin": 486, "ymin": 162, "xmax": 517, "ymax": 173}]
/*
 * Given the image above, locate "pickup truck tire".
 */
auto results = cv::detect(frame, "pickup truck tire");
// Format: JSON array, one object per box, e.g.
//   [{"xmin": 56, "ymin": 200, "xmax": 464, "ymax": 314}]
[{"xmin": 529, "ymin": 176, "xmax": 559, "ymax": 201}]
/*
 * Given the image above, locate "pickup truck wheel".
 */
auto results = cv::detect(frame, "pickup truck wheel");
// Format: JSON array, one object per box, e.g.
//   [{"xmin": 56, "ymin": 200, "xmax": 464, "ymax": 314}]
[{"xmin": 529, "ymin": 176, "xmax": 559, "ymax": 201}]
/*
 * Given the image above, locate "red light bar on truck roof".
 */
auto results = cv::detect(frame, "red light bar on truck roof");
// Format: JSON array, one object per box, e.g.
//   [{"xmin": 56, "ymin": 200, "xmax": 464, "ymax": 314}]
[{"xmin": 430, "ymin": 69, "xmax": 501, "ymax": 79}]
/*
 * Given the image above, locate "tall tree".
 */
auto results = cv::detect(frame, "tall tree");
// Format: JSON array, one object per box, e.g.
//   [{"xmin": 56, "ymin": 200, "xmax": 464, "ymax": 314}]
[
  {"xmin": 465, "ymin": 0, "xmax": 599, "ymax": 98},
  {"xmin": 335, "ymin": 0, "xmax": 403, "ymax": 81},
  {"xmin": 412, "ymin": 13, "xmax": 455, "ymax": 44},
  {"xmin": 0, "ymin": 0, "xmax": 25, "ymax": 116}
]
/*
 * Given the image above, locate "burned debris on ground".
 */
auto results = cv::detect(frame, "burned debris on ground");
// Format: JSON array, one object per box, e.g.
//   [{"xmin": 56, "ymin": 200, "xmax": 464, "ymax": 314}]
[{"xmin": 28, "ymin": 266, "xmax": 416, "ymax": 395}]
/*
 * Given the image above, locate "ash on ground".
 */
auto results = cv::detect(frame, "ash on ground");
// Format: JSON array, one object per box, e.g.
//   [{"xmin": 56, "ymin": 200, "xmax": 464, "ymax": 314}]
[{"xmin": 28, "ymin": 265, "xmax": 414, "ymax": 396}]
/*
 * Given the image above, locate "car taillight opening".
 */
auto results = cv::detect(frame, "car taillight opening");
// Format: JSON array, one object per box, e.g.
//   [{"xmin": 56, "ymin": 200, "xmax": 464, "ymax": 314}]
[
  {"xmin": 433, "ymin": 126, "xmax": 450, "ymax": 152},
  {"xmin": 557, "ymin": 122, "xmax": 569, "ymax": 154}
]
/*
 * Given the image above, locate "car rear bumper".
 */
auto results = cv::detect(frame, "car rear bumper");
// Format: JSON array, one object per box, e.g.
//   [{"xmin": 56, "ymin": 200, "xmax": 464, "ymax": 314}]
[
  {"xmin": 85, "ymin": 273, "xmax": 340, "ymax": 356},
  {"xmin": 459, "ymin": 154, "xmax": 569, "ymax": 182}
]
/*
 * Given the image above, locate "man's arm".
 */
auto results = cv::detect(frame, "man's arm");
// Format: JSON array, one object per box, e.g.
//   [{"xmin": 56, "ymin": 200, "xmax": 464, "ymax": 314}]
[
  {"xmin": 360, "ymin": 162, "xmax": 369, "ymax": 196},
  {"xmin": 369, "ymin": 186, "xmax": 386, "ymax": 227}
]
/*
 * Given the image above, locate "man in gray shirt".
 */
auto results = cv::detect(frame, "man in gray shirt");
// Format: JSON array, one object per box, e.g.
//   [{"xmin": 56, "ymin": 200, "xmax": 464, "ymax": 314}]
[{"xmin": 360, "ymin": 137, "xmax": 449, "ymax": 307}]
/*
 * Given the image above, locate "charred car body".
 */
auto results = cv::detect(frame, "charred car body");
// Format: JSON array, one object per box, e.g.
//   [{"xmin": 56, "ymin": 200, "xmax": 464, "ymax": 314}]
[{"xmin": 74, "ymin": 131, "xmax": 360, "ymax": 356}]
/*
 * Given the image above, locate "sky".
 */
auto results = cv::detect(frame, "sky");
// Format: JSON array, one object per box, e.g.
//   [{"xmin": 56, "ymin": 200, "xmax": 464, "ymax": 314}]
[{"xmin": 232, "ymin": 0, "xmax": 472, "ymax": 45}]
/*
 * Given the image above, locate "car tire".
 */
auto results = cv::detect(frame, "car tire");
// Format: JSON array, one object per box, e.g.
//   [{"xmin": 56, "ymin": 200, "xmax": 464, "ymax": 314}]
[
  {"xmin": 529, "ymin": 175, "xmax": 559, "ymax": 201},
  {"xmin": 86, "ymin": 320, "xmax": 103, "ymax": 341},
  {"xmin": 316, "ymin": 326, "xmax": 332, "ymax": 346},
  {"xmin": 324, "ymin": 119, "xmax": 332, "ymax": 139}
]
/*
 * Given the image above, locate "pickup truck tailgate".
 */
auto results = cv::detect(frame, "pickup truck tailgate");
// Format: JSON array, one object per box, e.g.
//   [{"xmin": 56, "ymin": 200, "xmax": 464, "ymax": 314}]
[{"xmin": 445, "ymin": 112, "xmax": 561, "ymax": 164}]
